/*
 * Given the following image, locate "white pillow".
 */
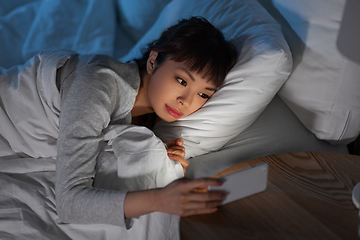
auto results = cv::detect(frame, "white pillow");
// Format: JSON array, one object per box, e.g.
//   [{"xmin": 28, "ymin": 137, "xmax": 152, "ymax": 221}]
[
  {"xmin": 261, "ymin": 0, "xmax": 360, "ymax": 144},
  {"xmin": 121, "ymin": 0, "xmax": 292, "ymax": 159}
]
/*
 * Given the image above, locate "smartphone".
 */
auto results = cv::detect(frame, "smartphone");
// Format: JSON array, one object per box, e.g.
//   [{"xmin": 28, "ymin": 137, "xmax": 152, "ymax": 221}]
[{"xmin": 208, "ymin": 162, "xmax": 269, "ymax": 205}]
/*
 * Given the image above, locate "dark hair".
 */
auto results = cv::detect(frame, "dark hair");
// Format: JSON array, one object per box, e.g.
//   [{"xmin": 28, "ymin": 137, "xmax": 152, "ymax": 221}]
[{"xmin": 135, "ymin": 16, "xmax": 238, "ymax": 88}]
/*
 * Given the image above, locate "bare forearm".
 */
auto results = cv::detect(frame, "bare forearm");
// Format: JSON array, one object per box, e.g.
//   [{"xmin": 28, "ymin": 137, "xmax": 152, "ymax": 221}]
[{"xmin": 124, "ymin": 189, "xmax": 161, "ymax": 218}]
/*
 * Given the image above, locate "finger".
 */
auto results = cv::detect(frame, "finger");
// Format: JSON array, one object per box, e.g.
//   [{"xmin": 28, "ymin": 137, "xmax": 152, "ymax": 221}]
[
  {"xmin": 167, "ymin": 147, "xmax": 185, "ymax": 158},
  {"xmin": 181, "ymin": 204, "xmax": 219, "ymax": 217},
  {"xmin": 185, "ymin": 200, "xmax": 222, "ymax": 210},
  {"xmin": 167, "ymin": 145, "xmax": 185, "ymax": 152},
  {"xmin": 193, "ymin": 188, "xmax": 208, "ymax": 193},
  {"xmin": 176, "ymin": 138, "xmax": 184, "ymax": 146},
  {"xmin": 187, "ymin": 191, "xmax": 225, "ymax": 202},
  {"xmin": 168, "ymin": 155, "xmax": 189, "ymax": 168},
  {"xmin": 165, "ymin": 139, "xmax": 179, "ymax": 148},
  {"xmin": 165, "ymin": 138, "xmax": 183, "ymax": 148},
  {"xmin": 185, "ymin": 178, "xmax": 223, "ymax": 191}
]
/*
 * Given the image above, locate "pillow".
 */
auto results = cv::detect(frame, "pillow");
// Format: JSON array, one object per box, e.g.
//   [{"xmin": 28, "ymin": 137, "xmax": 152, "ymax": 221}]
[
  {"xmin": 121, "ymin": 0, "xmax": 292, "ymax": 159},
  {"xmin": 259, "ymin": 0, "xmax": 360, "ymax": 144},
  {"xmin": 116, "ymin": 0, "xmax": 172, "ymax": 43}
]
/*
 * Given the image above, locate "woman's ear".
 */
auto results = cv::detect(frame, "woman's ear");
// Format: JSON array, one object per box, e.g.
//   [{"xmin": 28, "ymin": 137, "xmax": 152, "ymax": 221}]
[{"xmin": 146, "ymin": 51, "xmax": 158, "ymax": 74}]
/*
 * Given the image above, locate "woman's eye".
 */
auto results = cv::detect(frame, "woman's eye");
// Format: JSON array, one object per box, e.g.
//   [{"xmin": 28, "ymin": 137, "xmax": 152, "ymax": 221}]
[
  {"xmin": 177, "ymin": 78, "xmax": 187, "ymax": 86},
  {"xmin": 199, "ymin": 93, "xmax": 210, "ymax": 99}
]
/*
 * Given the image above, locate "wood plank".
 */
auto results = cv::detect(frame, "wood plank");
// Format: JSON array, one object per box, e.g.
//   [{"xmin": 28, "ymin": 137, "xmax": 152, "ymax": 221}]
[{"xmin": 181, "ymin": 152, "xmax": 360, "ymax": 240}]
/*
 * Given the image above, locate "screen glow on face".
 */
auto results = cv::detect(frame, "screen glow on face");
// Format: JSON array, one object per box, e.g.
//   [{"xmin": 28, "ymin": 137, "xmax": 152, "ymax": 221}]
[{"xmin": 147, "ymin": 60, "xmax": 216, "ymax": 122}]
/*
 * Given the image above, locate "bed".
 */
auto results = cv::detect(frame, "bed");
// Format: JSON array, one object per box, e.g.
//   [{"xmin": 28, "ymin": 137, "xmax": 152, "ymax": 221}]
[{"xmin": 1, "ymin": 0, "xmax": 359, "ymax": 239}]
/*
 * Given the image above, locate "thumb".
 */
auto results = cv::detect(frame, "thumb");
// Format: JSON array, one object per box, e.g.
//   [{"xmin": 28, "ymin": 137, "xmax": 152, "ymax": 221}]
[
  {"xmin": 165, "ymin": 138, "xmax": 183, "ymax": 148},
  {"xmin": 176, "ymin": 138, "xmax": 184, "ymax": 146}
]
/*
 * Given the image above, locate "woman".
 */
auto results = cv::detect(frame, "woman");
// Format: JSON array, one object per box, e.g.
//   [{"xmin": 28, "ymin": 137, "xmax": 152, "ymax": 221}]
[{"xmin": 0, "ymin": 17, "xmax": 238, "ymax": 228}]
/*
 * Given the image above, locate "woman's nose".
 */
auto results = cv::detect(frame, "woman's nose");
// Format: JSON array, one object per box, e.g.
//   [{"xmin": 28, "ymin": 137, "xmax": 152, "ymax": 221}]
[{"xmin": 177, "ymin": 91, "xmax": 193, "ymax": 106}]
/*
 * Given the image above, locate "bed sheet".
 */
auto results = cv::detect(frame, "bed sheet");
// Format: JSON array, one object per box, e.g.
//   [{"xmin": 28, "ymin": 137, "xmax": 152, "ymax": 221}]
[
  {"xmin": 0, "ymin": 2, "xmax": 183, "ymax": 238},
  {"xmin": 0, "ymin": 157, "xmax": 180, "ymax": 240},
  {"xmin": 0, "ymin": 122, "xmax": 182, "ymax": 240}
]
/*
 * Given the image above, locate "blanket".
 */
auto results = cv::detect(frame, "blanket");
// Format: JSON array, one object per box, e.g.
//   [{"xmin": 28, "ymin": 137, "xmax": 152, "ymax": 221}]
[
  {"xmin": 0, "ymin": 25, "xmax": 183, "ymax": 240},
  {"xmin": 0, "ymin": 0, "xmax": 134, "ymax": 69},
  {"xmin": 0, "ymin": 157, "xmax": 181, "ymax": 240}
]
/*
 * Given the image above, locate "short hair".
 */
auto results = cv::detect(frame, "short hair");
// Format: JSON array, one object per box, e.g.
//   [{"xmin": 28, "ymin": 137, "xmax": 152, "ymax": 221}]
[{"xmin": 135, "ymin": 16, "xmax": 238, "ymax": 89}]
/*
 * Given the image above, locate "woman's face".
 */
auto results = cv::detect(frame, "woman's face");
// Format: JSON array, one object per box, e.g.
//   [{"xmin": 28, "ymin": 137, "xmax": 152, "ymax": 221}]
[{"xmin": 146, "ymin": 54, "xmax": 217, "ymax": 122}]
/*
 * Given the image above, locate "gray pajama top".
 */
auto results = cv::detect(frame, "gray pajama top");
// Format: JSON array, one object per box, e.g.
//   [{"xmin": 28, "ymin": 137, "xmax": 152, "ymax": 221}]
[{"xmin": 55, "ymin": 53, "xmax": 140, "ymax": 227}]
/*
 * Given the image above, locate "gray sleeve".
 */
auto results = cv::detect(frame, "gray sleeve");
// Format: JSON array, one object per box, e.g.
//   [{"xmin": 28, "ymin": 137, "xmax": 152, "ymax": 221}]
[{"xmin": 55, "ymin": 65, "xmax": 131, "ymax": 227}]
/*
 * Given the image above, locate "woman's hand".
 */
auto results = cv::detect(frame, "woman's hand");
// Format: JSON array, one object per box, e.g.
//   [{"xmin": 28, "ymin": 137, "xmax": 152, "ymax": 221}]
[
  {"xmin": 155, "ymin": 178, "xmax": 225, "ymax": 217},
  {"xmin": 124, "ymin": 178, "xmax": 225, "ymax": 219},
  {"xmin": 165, "ymin": 138, "xmax": 189, "ymax": 173}
]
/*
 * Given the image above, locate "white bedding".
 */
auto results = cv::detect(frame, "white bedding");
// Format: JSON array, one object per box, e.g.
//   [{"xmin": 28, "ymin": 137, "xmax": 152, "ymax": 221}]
[
  {"xmin": 0, "ymin": 4, "xmax": 183, "ymax": 237},
  {"xmin": 1, "ymin": 0, "xmax": 349, "ymax": 239},
  {"xmin": 0, "ymin": 0, "xmax": 290, "ymax": 237},
  {"xmin": 0, "ymin": 128, "xmax": 182, "ymax": 240},
  {"xmin": 0, "ymin": 157, "xmax": 181, "ymax": 240},
  {"xmin": 0, "ymin": 0, "xmax": 293, "ymax": 160}
]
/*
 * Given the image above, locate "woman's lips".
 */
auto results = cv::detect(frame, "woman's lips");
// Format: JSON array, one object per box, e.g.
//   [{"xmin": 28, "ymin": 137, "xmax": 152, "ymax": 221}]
[{"xmin": 166, "ymin": 105, "xmax": 183, "ymax": 118}]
